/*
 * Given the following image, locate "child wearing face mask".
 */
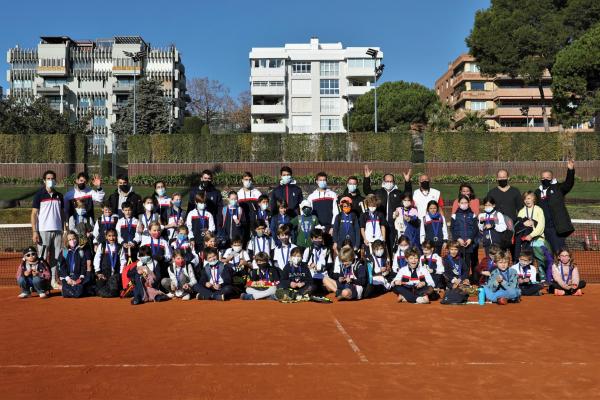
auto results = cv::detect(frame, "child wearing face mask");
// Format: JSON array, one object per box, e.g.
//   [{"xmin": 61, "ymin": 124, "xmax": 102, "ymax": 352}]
[
  {"xmin": 237, "ymin": 172, "xmax": 262, "ymax": 223},
  {"xmin": 451, "ymin": 195, "xmax": 478, "ymax": 280},
  {"xmin": 139, "ymin": 222, "xmax": 172, "ymax": 282},
  {"xmin": 116, "ymin": 202, "xmax": 140, "ymax": 263},
  {"xmin": 252, "ymin": 195, "xmax": 272, "ymax": 234},
  {"xmin": 392, "ymin": 235, "xmax": 411, "ymax": 273},
  {"xmin": 270, "ymin": 200, "xmax": 292, "ymax": 246},
  {"xmin": 476, "ymin": 244, "xmax": 501, "ymax": 285},
  {"xmin": 483, "ymin": 251, "xmax": 521, "ymax": 305},
  {"xmin": 332, "ymin": 197, "xmax": 360, "ymax": 253},
  {"xmin": 68, "ymin": 199, "xmax": 94, "ymax": 247},
  {"xmin": 420, "ymin": 240, "xmax": 444, "ymax": 289},
  {"xmin": 58, "ymin": 232, "xmax": 88, "ymax": 298},
  {"xmin": 306, "ymin": 171, "xmax": 339, "ymax": 234},
  {"xmin": 16, "ymin": 246, "xmax": 51, "ymax": 299},
  {"xmin": 549, "ymin": 248, "xmax": 585, "ymax": 296},
  {"xmin": 440, "ymin": 241, "xmax": 475, "ymax": 304},
  {"xmin": 272, "ymin": 225, "xmax": 297, "ymax": 270},
  {"xmin": 478, "ymin": 196, "xmax": 508, "ymax": 256},
  {"xmin": 153, "ymin": 180, "xmax": 171, "ymax": 223},
  {"xmin": 510, "ymin": 249, "xmax": 543, "ymax": 296},
  {"xmin": 93, "ymin": 228, "xmax": 126, "ymax": 298},
  {"xmin": 221, "ymin": 236, "xmax": 252, "ymax": 296},
  {"xmin": 217, "ymin": 191, "xmax": 247, "ymax": 246},
  {"xmin": 390, "ymin": 247, "xmax": 435, "ymax": 304},
  {"xmin": 161, "ymin": 250, "xmax": 197, "ymax": 300},
  {"xmin": 170, "ymin": 225, "xmax": 199, "ymax": 267},
  {"xmin": 364, "ymin": 239, "xmax": 392, "ymax": 298},
  {"xmin": 420, "ymin": 200, "xmax": 448, "ymax": 256},
  {"xmin": 186, "ymin": 192, "xmax": 216, "ymax": 253},
  {"xmin": 241, "ymin": 252, "xmax": 280, "ymax": 300},
  {"xmin": 327, "ymin": 246, "xmax": 368, "ymax": 301},
  {"xmin": 195, "ymin": 247, "xmax": 235, "ymax": 301},
  {"xmin": 164, "ymin": 193, "xmax": 186, "ymax": 241},
  {"xmin": 360, "ymin": 194, "xmax": 387, "ymax": 253},
  {"xmin": 248, "ymin": 221, "xmax": 275, "ymax": 264},
  {"xmin": 138, "ymin": 196, "xmax": 161, "ymax": 240},
  {"xmin": 303, "ymin": 228, "xmax": 334, "ymax": 294},
  {"xmin": 127, "ymin": 246, "xmax": 170, "ymax": 305},
  {"xmin": 393, "ymin": 193, "xmax": 420, "ymax": 248},
  {"xmin": 278, "ymin": 247, "xmax": 315, "ymax": 300},
  {"xmin": 291, "ymin": 200, "xmax": 318, "ymax": 248}
]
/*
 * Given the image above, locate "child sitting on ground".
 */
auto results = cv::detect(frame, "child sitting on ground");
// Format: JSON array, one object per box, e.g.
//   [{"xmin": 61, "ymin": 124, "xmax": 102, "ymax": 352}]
[
  {"xmin": 127, "ymin": 246, "xmax": 170, "ymax": 305},
  {"xmin": 549, "ymin": 248, "xmax": 586, "ymax": 296},
  {"xmin": 196, "ymin": 247, "xmax": 235, "ymax": 301},
  {"xmin": 327, "ymin": 245, "xmax": 368, "ymax": 301},
  {"xmin": 390, "ymin": 247, "xmax": 435, "ymax": 304},
  {"xmin": 241, "ymin": 252, "xmax": 280, "ymax": 300},
  {"xmin": 16, "ymin": 246, "xmax": 51, "ymax": 299},
  {"xmin": 277, "ymin": 247, "xmax": 315, "ymax": 301},
  {"xmin": 364, "ymin": 239, "xmax": 392, "ymax": 298},
  {"xmin": 441, "ymin": 240, "xmax": 475, "ymax": 304},
  {"xmin": 162, "ymin": 250, "xmax": 197, "ymax": 300},
  {"xmin": 420, "ymin": 240, "xmax": 444, "ymax": 290},
  {"xmin": 476, "ymin": 244, "xmax": 501, "ymax": 285},
  {"xmin": 483, "ymin": 250, "xmax": 521, "ymax": 305},
  {"xmin": 510, "ymin": 249, "xmax": 543, "ymax": 296}
]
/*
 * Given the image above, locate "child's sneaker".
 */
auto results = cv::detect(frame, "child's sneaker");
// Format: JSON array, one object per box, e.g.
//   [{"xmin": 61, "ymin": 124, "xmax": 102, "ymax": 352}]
[
  {"xmin": 496, "ymin": 297, "xmax": 508, "ymax": 305},
  {"xmin": 573, "ymin": 289, "xmax": 583, "ymax": 296},
  {"xmin": 182, "ymin": 294, "xmax": 191, "ymax": 301},
  {"xmin": 554, "ymin": 289, "xmax": 565, "ymax": 296},
  {"xmin": 240, "ymin": 293, "xmax": 254, "ymax": 300},
  {"xmin": 18, "ymin": 292, "xmax": 30, "ymax": 299},
  {"xmin": 39, "ymin": 292, "xmax": 48, "ymax": 299},
  {"xmin": 166, "ymin": 292, "xmax": 175, "ymax": 299},
  {"xmin": 416, "ymin": 295, "xmax": 430, "ymax": 304}
]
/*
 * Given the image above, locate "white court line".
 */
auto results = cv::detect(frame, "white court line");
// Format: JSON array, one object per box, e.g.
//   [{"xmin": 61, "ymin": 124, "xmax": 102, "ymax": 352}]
[
  {"xmin": 0, "ymin": 361, "xmax": 589, "ymax": 369},
  {"xmin": 333, "ymin": 317, "xmax": 369, "ymax": 363}
]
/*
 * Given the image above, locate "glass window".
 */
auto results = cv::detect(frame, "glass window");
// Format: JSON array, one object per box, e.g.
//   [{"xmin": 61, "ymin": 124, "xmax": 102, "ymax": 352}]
[
  {"xmin": 320, "ymin": 117, "xmax": 340, "ymax": 132},
  {"xmin": 470, "ymin": 101, "xmax": 487, "ymax": 111},
  {"xmin": 79, "ymin": 98, "xmax": 90, "ymax": 108},
  {"xmin": 347, "ymin": 58, "xmax": 375, "ymax": 69},
  {"xmin": 466, "ymin": 63, "xmax": 480, "ymax": 73},
  {"xmin": 320, "ymin": 62, "xmax": 339, "ymax": 77},
  {"xmin": 320, "ymin": 79, "xmax": 339, "ymax": 95},
  {"xmin": 93, "ymin": 117, "xmax": 106, "ymax": 127},
  {"xmin": 253, "ymin": 81, "xmax": 268, "ymax": 87},
  {"xmin": 269, "ymin": 81, "xmax": 284, "ymax": 86},
  {"xmin": 470, "ymin": 81, "xmax": 485, "ymax": 91},
  {"xmin": 93, "ymin": 98, "xmax": 106, "ymax": 107},
  {"xmin": 292, "ymin": 62, "xmax": 311, "ymax": 73},
  {"xmin": 320, "ymin": 98, "xmax": 339, "ymax": 113}
]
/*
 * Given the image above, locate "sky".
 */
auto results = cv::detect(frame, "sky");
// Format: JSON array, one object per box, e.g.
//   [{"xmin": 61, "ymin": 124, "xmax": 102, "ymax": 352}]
[{"xmin": 1, "ymin": 0, "xmax": 490, "ymax": 97}]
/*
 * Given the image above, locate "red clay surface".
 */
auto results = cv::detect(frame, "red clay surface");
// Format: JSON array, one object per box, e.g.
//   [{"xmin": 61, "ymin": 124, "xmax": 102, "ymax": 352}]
[{"xmin": 1, "ymin": 286, "xmax": 599, "ymax": 399}]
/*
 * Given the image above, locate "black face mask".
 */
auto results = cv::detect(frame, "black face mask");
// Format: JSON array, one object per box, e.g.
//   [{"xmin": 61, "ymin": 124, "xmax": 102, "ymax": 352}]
[
  {"xmin": 541, "ymin": 179, "xmax": 552, "ymax": 188},
  {"xmin": 77, "ymin": 182, "xmax": 86, "ymax": 190},
  {"xmin": 497, "ymin": 179, "xmax": 508, "ymax": 188},
  {"xmin": 257, "ymin": 263, "xmax": 268, "ymax": 269},
  {"xmin": 200, "ymin": 181, "xmax": 212, "ymax": 190},
  {"xmin": 420, "ymin": 181, "xmax": 430, "ymax": 191},
  {"xmin": 119, "ymin": 184, "xmax": 130, "ymax": 193}
]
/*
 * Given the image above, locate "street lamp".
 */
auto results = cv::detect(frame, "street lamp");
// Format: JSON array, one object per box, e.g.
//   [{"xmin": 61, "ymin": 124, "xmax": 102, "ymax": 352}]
[
  {"xmin": 123, "ymin": 50, "xmax": 146, "ymax": 135},
  {"xmin": 366, "ymin": 48, "xmax": 384, "ymax": 133}
]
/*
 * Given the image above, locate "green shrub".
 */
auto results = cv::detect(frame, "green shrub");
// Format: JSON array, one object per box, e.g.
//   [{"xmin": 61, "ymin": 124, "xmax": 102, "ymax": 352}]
[{"xmin": 0, "ymin": 134, "xmax": 85, "ymax": 163}]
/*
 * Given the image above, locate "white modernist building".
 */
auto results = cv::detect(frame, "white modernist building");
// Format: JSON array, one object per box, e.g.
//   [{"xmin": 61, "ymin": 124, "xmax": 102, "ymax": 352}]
[
  {"xmin": 6, "ymin": 36, "xmax": 186, "ymax": 151},
  {"xmin": 249, "ymin": 37, "xmax": 383, "ymax": 133}
]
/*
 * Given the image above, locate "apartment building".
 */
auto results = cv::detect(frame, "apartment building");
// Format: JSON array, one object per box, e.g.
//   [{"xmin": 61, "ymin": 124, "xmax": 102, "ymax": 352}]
[
  {"xmin": 249, "ymin": 37, "xmax": 383, "ymax": 133},
  {"xmin": 6, "ymin": 36, "xmax": 186, "ymax": 150},
  {"xmin": 435, "ymin": 53, "xmax": 592, "ymax": 132}
]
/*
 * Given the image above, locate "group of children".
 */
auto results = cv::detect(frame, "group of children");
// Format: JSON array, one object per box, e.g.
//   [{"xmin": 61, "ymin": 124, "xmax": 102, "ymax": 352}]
[{"xmin": 17, "ymin": 172, "xmax": 587, "ymax": 305}]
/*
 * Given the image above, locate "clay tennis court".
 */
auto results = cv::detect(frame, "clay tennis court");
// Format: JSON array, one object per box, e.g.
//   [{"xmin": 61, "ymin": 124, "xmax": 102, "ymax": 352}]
[{"xmin": 1, "ymin": 284, "xmax": 599, "ymax": 400}]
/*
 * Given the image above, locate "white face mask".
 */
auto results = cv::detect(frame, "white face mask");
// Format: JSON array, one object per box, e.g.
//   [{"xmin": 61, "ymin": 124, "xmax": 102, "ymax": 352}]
[
  {"xmin": 402, "ymin": 201, "xmax": 412, "ymax": 208},
  {"xmin": 374, "ymin": 249, "xmax": 384, "ymax": 257},
  {"xmin": 368, "ymin": 206, "xmax": 376, "ymax": 212},
  {"xmin": 484, "ymin": 206, "xmax": 494, "ymax": 213},
  {"xmin": 260, "ymin": 203, "xmax": 268, "ymax": 211},
  {"xmin": 232, "ymin": 245, "xmax": 242, "ymax": 253},
  {"xmin": 144, "ymin": 203, "xmax": 153, "ymax": 212},
  {"xmin": 280, "ymin": 175, "xmax": 292, "ymax": 185},
  {"xmin": 291, "ymin": 256, "xmax": 301, "ymax": 265},
  {"xmin": 242, "ymin": 180, "xmax": 252, "ymax": 189},
  {"xmin": 45, "ymin": 179, "xmax": 55, "ymax": 189},
  {"xmin": 459, "ymin": 203, "xmax": 469, "ymax": 211},
  {"xmin": 399, "ymin": 245, "xmax": 409, "ymax": 252},
  {"xmin": 197, "ymin": 203, "xmax": 206, "ymax": 211},
  {"xmin": 347, "ymin": 184, "xmax": 357, "ymax": 193},
  {"xmin": 75, "ymin": 208, "xmax": 86, "ymax": 216},
  {"xmin": 383, "ymin": 182, "xmax": 394, "ymax": 191}
]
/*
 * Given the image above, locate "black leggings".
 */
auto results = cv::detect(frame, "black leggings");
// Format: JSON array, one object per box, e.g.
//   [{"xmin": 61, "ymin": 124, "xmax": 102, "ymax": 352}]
[
  {"xmin": 392, "ymin": 285, "xmax": 433, "ymax": 303},
  {"xmin": 549, "ymin": 281, "xmax": 586, "ymax": 295}
]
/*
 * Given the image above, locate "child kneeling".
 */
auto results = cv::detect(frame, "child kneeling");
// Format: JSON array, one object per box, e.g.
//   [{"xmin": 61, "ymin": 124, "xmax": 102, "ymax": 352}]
[
  {"xmin": 390, "ymin": 247, "xmax": 435, "ymax": 304},
  {"xmin": 195, "ymin": 247, "xmax": 235, "ymax": 301},
  {"xmin": 483, "ymin": 250, "xmax": 521, "ymax": 305}
]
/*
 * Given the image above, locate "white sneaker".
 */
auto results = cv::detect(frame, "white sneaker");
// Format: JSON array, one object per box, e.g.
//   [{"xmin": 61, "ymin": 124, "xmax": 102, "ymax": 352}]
[
  {"xmin": 51, "ymin": 280, "xmax": 60, "ymax": 290},
  {"xmin": 38, "ymin": 292, "xmax": 48, "ymax": 298},
  {"xmin": 416, "ymin": 295, "xmax": 430, "ymax": 304},
  {"xmin": 182, "ymin": 294, "xmax": 191, "ymax": 301},
  {"xmin": 166, "ymin": 292, "xmax": 175, "ymax": 299},
  {"xmin": 18, "ymin": 292, "xmax": 30, "ymax": 298}
]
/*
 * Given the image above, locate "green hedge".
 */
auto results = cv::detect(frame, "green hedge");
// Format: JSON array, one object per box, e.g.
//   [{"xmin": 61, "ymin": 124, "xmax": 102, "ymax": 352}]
[
  {"xmin": 0, "ymin": 134, "xmax": 86, "ymax": 163},
  {"xmin": 127, "ymin": 132, "xmax": 413, "ymax": 163},
  {"xmin": 424, "ymin": 131, "xmax": 600, "ymax": 162}
]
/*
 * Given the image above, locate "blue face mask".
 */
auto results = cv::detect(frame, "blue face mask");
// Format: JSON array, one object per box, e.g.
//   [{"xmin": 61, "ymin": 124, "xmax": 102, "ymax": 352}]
[
  {"xmin": 347, "ymin": 184, "xmax": 357, "ymax": 193},
  {"xmin": 177, "ymin": 234, "xmax": 187, "ymax": 241},
  {"xmin": 229, "ymin": 199, "xmax": 238, "ymax": 207},
  {"xmin": 139, "ymin": 256, "xmax": 151, "ymax": 264},
  {"xmin": 317, "ymin": 181, "xmax": 327, "ymax": 189},
  {"xmin": 156, "ymin": 188, "xmax": 166, "ymax": 196},
  {"xmin": 173, "ymin": 200, "xmax": 182, "ymax": 208}
]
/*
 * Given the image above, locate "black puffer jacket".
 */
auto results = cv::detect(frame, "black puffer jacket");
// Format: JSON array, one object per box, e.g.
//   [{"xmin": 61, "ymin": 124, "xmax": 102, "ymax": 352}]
[{"xmin": 534, "ymin": 168, "xmax": 575, "ymax": 236}]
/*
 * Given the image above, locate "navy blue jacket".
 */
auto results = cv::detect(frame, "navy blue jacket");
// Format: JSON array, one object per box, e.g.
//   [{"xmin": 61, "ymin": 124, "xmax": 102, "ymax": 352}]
[
  {"xmin": 269, "ymin": 183, "xmax": 303, "ymax": 217},
  {"xmin": 451, "ymin": 208, "xmax": 478, "ymax": 250},
  {"xmin": 332, "ymin": 212, "xmax": 361, "ymax": 249}
]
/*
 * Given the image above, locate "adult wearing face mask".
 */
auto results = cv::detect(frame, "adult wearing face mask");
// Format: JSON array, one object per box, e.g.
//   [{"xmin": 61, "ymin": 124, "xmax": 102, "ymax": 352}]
[
  {"xmin": 31, "ymin": 170, "xmax": 65, "ymax": 289},
  {"xmin": 485, "ymin": 169, "xmax": 523, "ymax": 224},
  {"xmin": 337, "ymin": 176, "xmax": 364, "ymax": 218},
  {"xmin": 187, "ymin": 169, "xmax": 223, "ymax": 217},
  {"xmin": 412, "ymin": 174, "xmax": 444, "ymax": 218},
  {"xmin": 269, "ymin": 166, "xmax": 303, "ymax": 217},
  {"xmin": 534, "ymin": 159, "xmax": 575, "ymax": 253},
  {"xmin": 363, "ymin": 165, "xmax": 413, "ymax": 253},
  {"xmin": 107, "ymin": 174, "xmax": 143, "ymax": 218},
  {"xmin": 64, "ymin": 172, "xmax": 105, "ymax": 220}
]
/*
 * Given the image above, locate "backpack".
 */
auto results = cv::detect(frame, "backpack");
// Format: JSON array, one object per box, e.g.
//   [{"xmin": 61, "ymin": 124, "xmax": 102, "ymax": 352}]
[{"xmin": 440, "ymin": 288, "xmax": 469, "ymax": 305}]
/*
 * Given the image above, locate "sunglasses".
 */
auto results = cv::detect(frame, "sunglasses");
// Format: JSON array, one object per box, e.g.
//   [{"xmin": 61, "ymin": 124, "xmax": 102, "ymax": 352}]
[{"xmin": 25, "ymin": 252, "xmax": 37, "ymax": 257}]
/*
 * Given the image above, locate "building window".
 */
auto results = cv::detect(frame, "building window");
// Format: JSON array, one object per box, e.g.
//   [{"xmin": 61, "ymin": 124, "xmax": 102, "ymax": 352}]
[
  {"xmin": 347, "ymin": 58, "xmax": 375, "ymax": 69},
  {"xmin": 253, "ymin": 81, "xmax": 268, "ymax": 87},
  {"xmin": 292, "ymin": 62, "xmax": 311, "ymax": 73},
  {"xmin": 320, "ymin": 79, "xmax": 339, "ymax": 95},
  {"xmin": 320, "ymin": 117, "xmax": 340, "ymax": 132},
  {"xmin": 466, "ymin": 63, "xmax": 480, "ymax": 73},
  {"xmin": 470, "ymin": 81, "xmax": 485, "ymax": 91},
  {"xmin": 93, "ymin": 98, "xmax": 106, "ymax": 107},
  {"xmin": 269, "ymin": 81, "xmax": 284, "ymax": 86},
  {"xmin": 320, "ymin": 62, "xmax": 339, "ymax": 77},
  {"xmin": 254, "ymin": 59, "xmax": 283, "ymax": 68},
  {"xmin": 470, "ymin": 101, "xmax": 487, "ymax": 111},
  {"xmin": 93, "ymin": 116, "xmax": 106, "ymax": 127},
  {"xmin": 44, "ymin": 79, "xmax": 67, "ymax": 88},
  {"xmin": 79, "ymin": 98, "xmax": 90, "ymax": 108},
  {"xmin": 12, "ymin": 80, "xmax": 33, "ymax": 89},
  {"xmin": 320, "ymin": 98, "xmax": 340, "ymax": 113}
]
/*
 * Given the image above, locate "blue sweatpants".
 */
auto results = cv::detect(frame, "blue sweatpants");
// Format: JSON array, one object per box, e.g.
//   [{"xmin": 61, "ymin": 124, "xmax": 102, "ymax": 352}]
[{"xmin": 483, "ymin": 287, "xmax": 521, "ymax": 302}]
